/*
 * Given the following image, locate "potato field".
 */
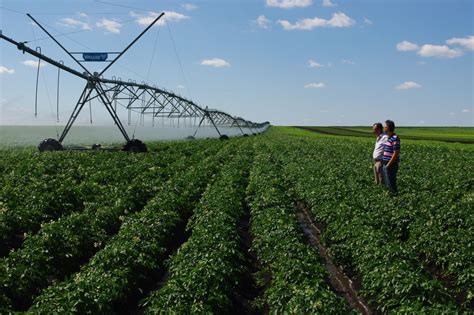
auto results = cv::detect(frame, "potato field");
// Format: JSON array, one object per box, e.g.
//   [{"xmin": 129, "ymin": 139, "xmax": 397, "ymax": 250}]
[{"xmin": 0, "ymin": 127, "xmax": 472, "ymax": 314}]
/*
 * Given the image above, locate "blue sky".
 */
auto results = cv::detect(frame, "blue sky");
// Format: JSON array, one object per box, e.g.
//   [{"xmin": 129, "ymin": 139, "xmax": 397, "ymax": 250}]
[{"xmin": 0, "ymin": 0, "xmax": 473, "ymax": 126}]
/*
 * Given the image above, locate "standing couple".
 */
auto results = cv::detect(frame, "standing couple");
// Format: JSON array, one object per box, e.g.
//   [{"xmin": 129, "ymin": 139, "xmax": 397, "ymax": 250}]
[{"xmin": 372, "ymin": 120, "xmax": 400, "ymax": 194}]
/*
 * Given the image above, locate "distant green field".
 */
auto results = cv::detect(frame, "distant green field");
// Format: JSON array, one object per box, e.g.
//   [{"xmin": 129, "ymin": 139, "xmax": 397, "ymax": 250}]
[{"xmin": 295, "ymin": 126, "xmax": 474, "ymax": 143}]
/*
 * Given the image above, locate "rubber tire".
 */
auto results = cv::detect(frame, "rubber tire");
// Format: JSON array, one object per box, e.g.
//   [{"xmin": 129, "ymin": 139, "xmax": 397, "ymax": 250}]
[
  {"xmin": 123, "ymin": 139, "xmax": 148, "ymax": 153},
  {"xmin": 38, "ymin": 138, "xmax": 63, "ymax": 152}
]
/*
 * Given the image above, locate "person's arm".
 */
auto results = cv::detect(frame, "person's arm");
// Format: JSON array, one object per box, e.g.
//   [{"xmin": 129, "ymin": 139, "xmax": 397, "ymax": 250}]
[
  {"xmin": 386, "ymin": 138, "xmax": 400, "ymax": 168},
  {"xmin": 386, "ymin": 150, "xmax": 399, "ymax": 168}
]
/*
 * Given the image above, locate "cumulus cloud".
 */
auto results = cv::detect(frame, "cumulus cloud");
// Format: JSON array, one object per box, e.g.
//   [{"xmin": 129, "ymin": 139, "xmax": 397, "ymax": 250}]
[
  {"xmin": 78, "ymin": 12, "xmax": 88, "ymax": 18},
  {"xmin": 200, "ymin": 58, "xmax": 231, "ymax": 68},
  {"xmin": 462, "ymin": 108, "xmax": 471, "ymax": 113},
  {"xmin": 304, "ymin": 82, "xmax": 325, "ymax": 88},
  {"xmin": 96, "ymin": 18, "xmax": 121, "ymax": 34},
  {"xmin": 0, "ymin": 66, "xmax": 15, "ymax": 74},
  {"xmin": 131, "ymin": 11, "xmax": 190, "ymax": 27},
  {"xmin": 322, "ymin": 0, "xmax": 335, "ymax": 7},
  {"xmin": 256, "ymin": 15, "xmax": 271, "ymax": 29},
  {"xmin": 396, "ymin": 40, "xmax": 419, "ymax": 51},
  {"xmin": 278, "ymin": 12, "xmax": 355, "ymax": 30},
  {"xmin": 417, "ymin": 44, "xmax": 463, "ymax": 58},
  {"xmin": 266, "ymin": 0, "xmax": 312, "ymax": 8},
  {"xmin": 328, "ymin": 12, "xmax": 355, "ymax": 27},
  {"xmin": 308, "ymin": 59, "xmax": 323, "ymax": 68},
  {"xmin": 395, "ymin": 81, "xmax": 422, "ymax": 90},
  {"xmin": 364, "ymin": 17, "xmax": 373, "ymax": 25},
  {"xmin": 398, "ymin": 38, "xmax": 471, "ymax": 59},
  {"xmin": 446, "ymin": 35, "xmax": 474, "ymax": 51},
  {"xmin": 177, "ymin": 85, "xmax": 185, "ymax": 89},
  {"xmin": 58, "ymin": 17, "xmax": 91, "ymax": 30},
  {"xmin": 22, "ymin": 60, "xmax": 46, "ymax": 68},
  {"xmin": 182, "ymin": 3, "xmax": 198, "ymax": 11}
]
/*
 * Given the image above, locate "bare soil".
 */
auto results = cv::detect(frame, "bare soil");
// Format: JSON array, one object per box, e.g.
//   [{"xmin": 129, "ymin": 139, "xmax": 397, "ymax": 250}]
[{"xmin": 295, "ymin": 201, "xmax": 374, "ymax": 315}]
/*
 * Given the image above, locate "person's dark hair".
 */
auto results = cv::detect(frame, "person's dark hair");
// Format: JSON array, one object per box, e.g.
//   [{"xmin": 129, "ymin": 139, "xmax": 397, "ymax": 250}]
[
  {"xmin": 373, "ymin": 122, "xmax": 383, "ymax": 131},
  {"xmin": 385, "ymin": 120, "xmax": 395, "ymax": 132}
]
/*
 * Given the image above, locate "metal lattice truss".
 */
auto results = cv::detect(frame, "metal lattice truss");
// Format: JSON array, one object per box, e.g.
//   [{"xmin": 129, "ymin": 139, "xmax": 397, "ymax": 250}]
[{"xmin": 98, "ymin": 79, "xmax": 268, "ymax": 136}]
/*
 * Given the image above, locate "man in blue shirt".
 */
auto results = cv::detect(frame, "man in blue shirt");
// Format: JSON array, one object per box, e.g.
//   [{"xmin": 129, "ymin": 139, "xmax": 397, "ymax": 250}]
[{"xmin": 382, "ymin": 120, "xmax": 401, "ymax": 194}]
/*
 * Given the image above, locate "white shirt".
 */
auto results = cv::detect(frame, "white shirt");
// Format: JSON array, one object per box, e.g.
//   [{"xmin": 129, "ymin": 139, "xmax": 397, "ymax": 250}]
[{"xmin": 373, "ymin": 133, "xmax": 388, "ymax": 160}]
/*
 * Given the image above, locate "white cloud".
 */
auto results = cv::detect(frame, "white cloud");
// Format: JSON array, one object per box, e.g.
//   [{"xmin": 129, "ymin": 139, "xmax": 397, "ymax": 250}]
[
  {"xmin": 0, "ymin": 66, "xmax": 15, "ymax": 74},
  {"xmin": 200, "ymin": 58, "xmax": 231, "ymax": 68},
  {"xmin": 308, "ymin": 59, "xmax": 323, "ymax": 68},
  {"xmin": 278, "ymin": 12, "xmax": 355, "ymax": 30},
  {"xmin": 256, "ymin": 15, "xmax": 271, "ymax": 29},
  {"xmin": 399, "ymin": 36, "xmax": 473, "ymax": 59},
  {"xmin": 396, "ymin": 40, "xmax": 419, "ymax": 52},
  {"xmin": 341, "ymin": 59, "xmax": 355, "ymax": 65},
  {"xmin": 322, "ymin": 0, "xmax": 335, "ymax": 7},
  {"xmin": 131, "ymin": 11, "xmax": 190, "ymax": 27},
  {"xmin": 266, "ymin": 0, "xmax": 312, "ymax": 8},
  {"xmin": 59, "ymin": 17, "xmax": 91, "ymax": 30},
  {"xmin": 328, "ymin": 12, "xmax": 355, "ymax": 27},
  {"xmin": 364, "ymin": 17, "xmax": 373, "ymax": 25},
  {"xmin": 22, "ymin": 60, "xmax": 46, "ymax": 68},
  {"xmin": 96, "ymin": 18, "xmax": 121, "ymax": 34},
  {"xmin": 182, "ymin": 3, "xmax": 198, "ymax": 11},
  {"xmin": 304, "ymin": 82, "xmax": 325, "ymax": 88},
  {"xmin": 177, "ymin": 85, "xmax": 185, "ymax": 89},
  {"xmin": 417, "ymin": 44, "xmax": 463, "ymax": 58},
  {"xmin": 395, "ymin": 81, "xmax": 422, "ymax": 90},
  {"xmin": 278, "ymin": 18, "xmax": 324, "ymax": 30},
  {"xmin": 78, "ymin": 12, "xmax": 88, "ymax": 18},
  {"xmin": 446, "ymin": 35, "xmax": 474, "ymax": 51},
  {"xmin": 462, "ymin": 108, "xmax": 471, "ymax": 113}
]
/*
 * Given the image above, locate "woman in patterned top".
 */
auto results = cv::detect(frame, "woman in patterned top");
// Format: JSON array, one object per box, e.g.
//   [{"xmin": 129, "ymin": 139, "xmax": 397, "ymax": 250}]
[{"xmin": 382, "ymin": 120, "xmax": 400, "ymax": 193}]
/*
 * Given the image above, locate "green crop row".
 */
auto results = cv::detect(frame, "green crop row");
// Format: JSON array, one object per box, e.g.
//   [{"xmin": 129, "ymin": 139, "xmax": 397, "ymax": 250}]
[
  {"xmin": 28, "ymin": 139, "xmax": 234, "ymax": 314},
  {"xmin": 0, "ymin": 147, "xmax": 176, "ymax": 256},
  {"xmin": 0, "ymin": 140, "xmax": 221, "ymax": 311},
  {"xmin": 0, "ymin": 128, "xmax": 470, "ymax": 313},
  {"xmin": 143, "ymin": 142, "xmax": 253, "ymax": 313},
  {"xmin": 0, "ymin": 151, "xmax": 84, "ymax": 255},
  {"xmin": 400, "ymin": 147, "xmax": 473, "ymax": 295},
  {"xmin": 246, "ymin": 140, "xmax": 350, "ymax": 314},
  {"xmin": 276, "ymin": 134, "xmax": 468, "ymax": 312}
]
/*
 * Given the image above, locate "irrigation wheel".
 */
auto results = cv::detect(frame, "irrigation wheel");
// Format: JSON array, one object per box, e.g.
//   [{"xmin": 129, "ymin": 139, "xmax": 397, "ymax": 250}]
[
  {"xmin": 38, "ymin": 138, "xmax": 63, "ymax": 152},
  {"xmin": 123, "ymin": 139, "xmax": 148, "ymax": 153}
]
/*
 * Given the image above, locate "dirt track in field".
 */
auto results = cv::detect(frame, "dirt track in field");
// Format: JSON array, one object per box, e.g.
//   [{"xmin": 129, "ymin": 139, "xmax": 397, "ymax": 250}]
[{"xmin": 295, "ymin": 202, "xmax": 374, "ymax": 315}]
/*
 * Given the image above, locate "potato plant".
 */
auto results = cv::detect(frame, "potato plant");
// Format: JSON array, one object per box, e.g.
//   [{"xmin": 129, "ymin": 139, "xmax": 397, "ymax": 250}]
[
  {"xmin": 0, "ymin": 127, "xmax": 471, "ymax": 314},
  {"xmin": 143, "ymin": 142, "xmax": 253, "ymax": 313},
  {"xmin": 29, "ymin": 140, "xmax": 234, "ymax": 313}
]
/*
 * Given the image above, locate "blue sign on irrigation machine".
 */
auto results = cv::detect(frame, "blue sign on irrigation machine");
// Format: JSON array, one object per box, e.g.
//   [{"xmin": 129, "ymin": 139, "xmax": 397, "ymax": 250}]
[{"xmin": 83, "ymin": 53, "xmax": 108, "ymax": 62}]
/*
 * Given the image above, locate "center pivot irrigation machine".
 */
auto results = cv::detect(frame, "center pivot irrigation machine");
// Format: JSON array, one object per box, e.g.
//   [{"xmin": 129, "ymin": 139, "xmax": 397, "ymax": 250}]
[{"xmin": 1, "ymin": 12, "xmax": 270, "ymax": 152}]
